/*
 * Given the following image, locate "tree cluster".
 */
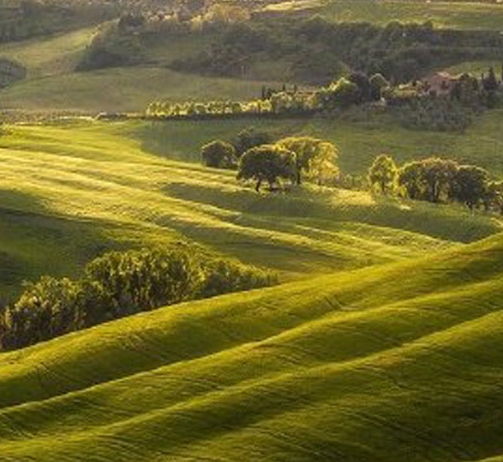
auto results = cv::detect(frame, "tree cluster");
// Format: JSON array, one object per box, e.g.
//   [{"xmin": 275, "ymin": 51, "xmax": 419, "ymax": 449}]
[
  {"xmin": 368, "ymin": 154, "xmax": 503, "ymax": 212},
  {"xmin": 0, "ymin": 247, "xmax": 275, "ymax": 351},
  {"xmin": 201, "ymin": 134, "xmax": 340, "ymax": 192},
  {"xmin": 173, "ymin": 17, "xmax": 503, "ymax": 85}
]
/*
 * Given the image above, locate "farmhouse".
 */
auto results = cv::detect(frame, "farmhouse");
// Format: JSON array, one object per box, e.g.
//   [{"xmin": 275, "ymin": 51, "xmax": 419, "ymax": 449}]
[{"xmin": 423, "ymin": 71, "xmax": 456, "ymax": 95}]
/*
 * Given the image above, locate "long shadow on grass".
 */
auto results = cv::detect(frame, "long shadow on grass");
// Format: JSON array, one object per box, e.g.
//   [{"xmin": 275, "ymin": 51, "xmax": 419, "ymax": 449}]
[
  {"xmin": 0, "ymin": 189, "xmax": 127, "ymax": 301},
  {"xmin": 163, "ymin": 182, "xmax": 499, "ymax": 244}
]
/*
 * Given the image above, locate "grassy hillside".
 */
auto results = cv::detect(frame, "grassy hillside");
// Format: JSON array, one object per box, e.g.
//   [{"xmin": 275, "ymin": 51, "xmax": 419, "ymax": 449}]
[
  {"xmin": 316, "ymin": 0, "xmax": 503, "ymax": 30},
  {"xmin": 0, "ymin": 230, "xmax": 503, "ymax": 460},
  {"xmin": 0, "ymin": 119, "xmax": 498, "ymax": 299},
  {"xmin": 0, "ymin": 26, "xmax": 97, "ymax": 79},
  {"xmin": 137, "ymin": 109, "xmax": 503, "ymax": 176}
]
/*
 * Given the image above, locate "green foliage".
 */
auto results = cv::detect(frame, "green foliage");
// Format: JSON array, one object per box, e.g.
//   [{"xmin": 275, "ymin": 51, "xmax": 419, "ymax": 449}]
[
  {"xmin": 201, "ymin": 140, "xmax": 236, "ymax": 169},
  {"xmin": 327, "ymin": 78, "xmax": 360, "ymax": 108},
  {"xmin": 237, "ymin": 144, "xmax": 296, "ymax": 192},
  {"xmin": 368, "ymin": 154, "xmax": 398, "ymax": 194},
  {"xmin": 399, "ymin": 157, "xmax": 458, "ymax": 203},
  {"xmin": 77, "ymin": 22, "xmax": 147, "ymax": 71},
  {"xmin": 232, "ymin": 127, "xmax": 274, "ymax": 156},
  {"xmin": 198, "ymin": 258, "xmax": 274, "ymax": 299},
  {"xmin": 173, "ymin": 17, "xmax": 503, "ymax": 84},
  {"xmin": 0, "ymin": 247, "xmax": 275, "ymax": 350},
  {"xmin": 452, "ymin": 165, "xmax": 490, "ymax": 210},
  {"xmin": 277, "ymin": 136, "xmax": 339, "ymax": 185},
  {"xmin": 0, "ymin": 58, "xmax": 26, "ymax": 88},
  {"xmin": 1, "ymin": 277, "xmax": 81, "ymax": 349},
  {"xmin": 391, "ymin": 156, "xmax": 498, "ymax": 212},
  {"xmin": 369, "ymin": 73, "xmax": 390, "ymax": 100},
  {"xmin": 396, "ymin": 97, "xmax": 474, "ymax": 133}
]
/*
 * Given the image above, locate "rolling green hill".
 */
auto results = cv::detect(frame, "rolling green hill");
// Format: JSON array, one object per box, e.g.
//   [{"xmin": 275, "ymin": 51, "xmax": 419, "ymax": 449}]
[
  {"xmin": 138, "ymin": 109, "xmax": 503, "ymax": 176},
  {"xmin": 315, "ymin": 0, "xmax": 503, "ymax": 30},
  {"xmin": 0, "ymin": 119, "xmax": 498, "ymax": 300},
  {"xmin": 0, "ymin": 227, "xmax": 503, "ymax": 461}
]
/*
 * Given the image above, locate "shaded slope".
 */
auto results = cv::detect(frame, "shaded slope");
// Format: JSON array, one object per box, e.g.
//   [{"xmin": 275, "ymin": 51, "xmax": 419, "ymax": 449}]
[{"xmin": 0, "ymin": 233, "xmax": 503, "ymax": 461}]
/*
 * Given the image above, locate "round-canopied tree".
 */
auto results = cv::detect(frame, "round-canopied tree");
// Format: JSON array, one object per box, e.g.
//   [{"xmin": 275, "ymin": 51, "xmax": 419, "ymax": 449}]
[
  {"xmin": 201, "ymin": 140, "xmax": 236, "ymax": 169},
  {"xmin": 368, "ymin": 154, "xmax": 398, "ymax": 194},
  {"xmin": 277, "ymin": 136, "xmax": 339, "ymax": 185},
  {"xmin": 237, "ymin": 144, "xmax": 296, "ymax": 192},
  {"xmin": 452, "ymin": 165, "xmax": 489, "ymax": 210}
]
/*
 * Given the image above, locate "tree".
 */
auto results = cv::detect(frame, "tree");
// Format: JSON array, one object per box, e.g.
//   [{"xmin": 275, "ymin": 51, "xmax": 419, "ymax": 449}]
[
  {"xmin": 421, "ymin": 157, "xmax": 458, "ymax": 203},
  {"xmin": 399, "ymin": 158, "xmax": 459, "ymax": 203},
  {"xmin": 201, "ymin": 140, "xmax": 236, "ymax": 169},
  {"xmin": 452, "ymin": 165, "xmax": 489, "ymax": 210},
  {"xmin": 348, "ymin": 72, "xmax": 372, "ymax": 103},
  {"xmin": 233, "ymin": 127, "xmax": 273, "ymax": 156},
  {"xmin": 277, "ymin": 137, "xmax": 339, "ymax": 185},
  {"xmin": 237, "ymin": 145, "xmax": 296, "ymax": 192},
  {"xmin": 328, "ymin": 77, "xmax": 360, "ymax": 108},
  {"xmin": 369, "ymin": 73, "xmax": 389, "ymax": 101},
  {"xmin": 399, "ymin": 161, "xmax": 426, "ymax": 200},
  {"xmin": 483, "ymin": 67, "xmax": 499, "ymax": 92},
  {"xmin": 84, "ymin": 248, "xmax": 203, "ymax": 319},
  {"xmin": 307, "ymin": 142, "xmax": 340, "ymax": 186},
  {"xmin": 368, "ymin": 154, "xmax": 398, "ymax": 194},
  {"xmin": 484, "ymin": 181, "xmax": 503, "ymax": 214},
  {"xmin": 1, "ymin": 277, "xmax": 81, "ymax": 349}
]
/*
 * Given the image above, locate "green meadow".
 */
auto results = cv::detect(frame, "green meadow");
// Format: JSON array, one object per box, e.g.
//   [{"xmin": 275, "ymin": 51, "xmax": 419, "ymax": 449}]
[
  {"xmin": 317, "ymin": 0, "xmax": 503, "ymax": 30},
  {"xmin": 3, "ymin": 119, "xmax": 498, "ymax": 299},
  {"xmin": 139, "ymin": 109, "xmax": 503, "ymax": 175},
  {"xmin": 1, "ymin": 215, "xmax": 503, "ymax": 461},
  {"xmin": 0, "ymin": 119, "xmax": 503, "ymax": 461},
  {"xmin": 1, "ymin": 1, "xmax": 503, "ymax": 460}
]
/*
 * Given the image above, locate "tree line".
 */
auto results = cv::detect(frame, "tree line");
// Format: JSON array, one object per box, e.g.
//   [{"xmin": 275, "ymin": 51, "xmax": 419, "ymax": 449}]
[
  {"xmin": 0, "ymin": 247, "xmax": 275, "ymax": 351},
  {"xmin": 145, "ymin": 67, "xmax": 502, "ymax": 133},
  {"xmin": 368, "ymin": 155, "xmax": 503, "ymax": 212},
  {"xmin": 201, "ymin": 126, "xmax": 503, "ymax": 215}
]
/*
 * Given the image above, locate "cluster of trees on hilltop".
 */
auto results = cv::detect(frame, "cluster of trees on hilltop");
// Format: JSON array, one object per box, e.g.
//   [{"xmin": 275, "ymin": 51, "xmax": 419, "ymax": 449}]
[
  {"xmin": 77, "ymin": 2, "xmax": 251, "ymax": 70},
  {"xmin": 200, "ymin": 130, "xmax": 340, "ymax": 191},
  {"xmin": 145, "ymin": 65, "xmax": 502, "ymax": 129},
  {"xmin": 198, "ymin": 126, "xmax": 503, "ymax": 215},
  {"xmin": 0, "ymin": 247, "xmax": 275, "ymax": 350},
  {"xmin": 368, "ymin": 155, "xmax": 503, "ymax": 212}
]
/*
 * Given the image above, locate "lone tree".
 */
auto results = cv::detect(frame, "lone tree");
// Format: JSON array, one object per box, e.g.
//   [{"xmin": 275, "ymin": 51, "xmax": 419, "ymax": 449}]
[
  {"xmin": 237, "ymin": 145, "xmax": 296, "ymax": 192},
  {"xmin": 368, "ymin": 154, "xmax": 398, "ymax": 194},
  {"xmin": 277, "ymin": 137, "xmax": 339, "ymax": 185},
  {"xmin": 201, "ymin": 140, "xmax": 236, "ymax": 169}
]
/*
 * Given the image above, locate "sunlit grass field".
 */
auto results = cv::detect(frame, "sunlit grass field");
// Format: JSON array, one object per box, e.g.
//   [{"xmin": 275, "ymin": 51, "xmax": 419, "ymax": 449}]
[
  {"xmin": 138, "ymin": 109, "xmax": 503, "ymax": 175},
  {"xmin": 0, "ymin": 119, "xmax": 499, "ymax": 299},
  {"xmin": 0, "ymin": 111, "xmax": 502, "ymax": 462},
  {"xmin": 317, "ymin": 0, "xmax": 503, "ymax": 30},
  {"xmin": 1, "ymin": 219, "xmax": 503, "ymax": 461}
]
